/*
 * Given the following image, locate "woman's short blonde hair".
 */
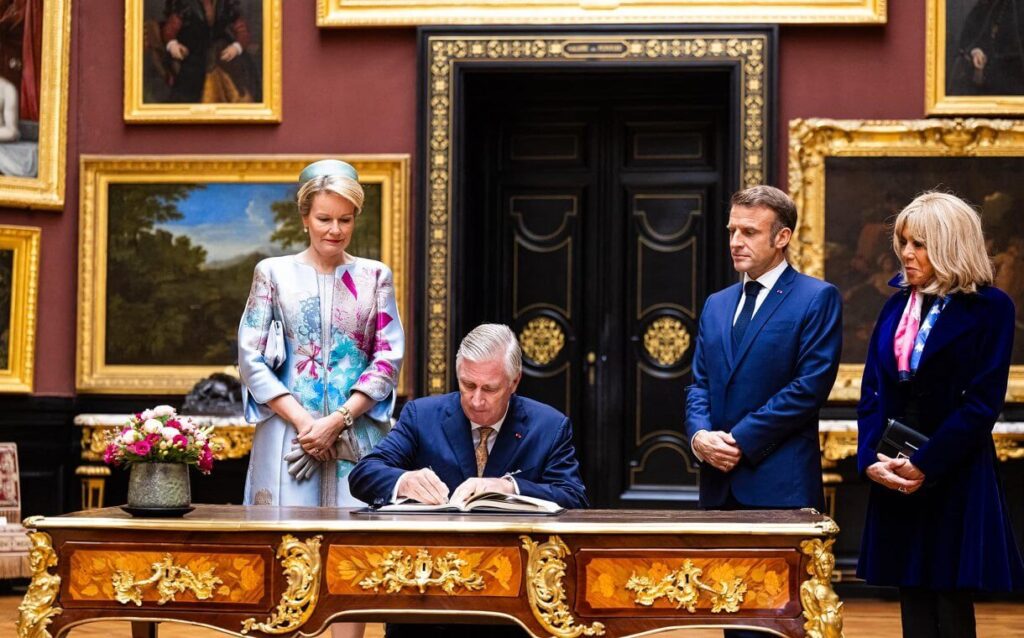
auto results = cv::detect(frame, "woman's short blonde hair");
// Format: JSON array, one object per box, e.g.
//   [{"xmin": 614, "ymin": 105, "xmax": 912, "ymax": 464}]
[
  {"xmin": 892, "ymin": 191, "xmax": 993, "ymax": 296},
  {"xmin": 297, "ymin": 174, "xmax": 364, "ymax": 216}
]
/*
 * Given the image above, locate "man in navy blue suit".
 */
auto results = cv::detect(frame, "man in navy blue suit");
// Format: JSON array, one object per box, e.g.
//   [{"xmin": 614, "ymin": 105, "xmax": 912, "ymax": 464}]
[
  {"xmin": 349, "ymin": 323, "xmax": 586, "ymax": 511},
  {"xmin": 349, "ymin": 323, "xmax": 586, "ymax": 637},
  {"xmin": 686, "ymin": 185, "xmax": 842, "ymax": 513}
]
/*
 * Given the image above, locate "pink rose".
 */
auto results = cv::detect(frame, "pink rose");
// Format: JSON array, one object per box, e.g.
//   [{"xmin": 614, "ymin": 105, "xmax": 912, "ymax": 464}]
[
  {"xmin": 133, "ymin": 440, "xmax": 152, "ymax": 456},
  {"xmin": 166, "ymin": 419, "xmax": 180, "ymax": 430},
  {"xmin": 146, "ymin": 433, "xmax": 161, "ymax": 446},
  {"xmin": 172, "ymin": 434, "xmax": 189, "ymax": 448}
]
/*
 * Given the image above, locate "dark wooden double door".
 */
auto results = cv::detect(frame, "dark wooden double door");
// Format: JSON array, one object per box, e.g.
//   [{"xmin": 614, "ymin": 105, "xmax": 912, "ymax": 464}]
[{"xmin": 460, "ymin": 71, "xmax": 732, "ymax": 507}]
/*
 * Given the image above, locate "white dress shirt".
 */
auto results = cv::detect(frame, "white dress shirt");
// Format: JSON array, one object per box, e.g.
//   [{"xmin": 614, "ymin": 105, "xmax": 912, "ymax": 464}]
[
  {"xmin": 731, "ymin": 259, "xmax": 790, "ymax": 325},
  {"xmin": 693, "ymin": 259, "xmax": 790, "ymax": 462}
]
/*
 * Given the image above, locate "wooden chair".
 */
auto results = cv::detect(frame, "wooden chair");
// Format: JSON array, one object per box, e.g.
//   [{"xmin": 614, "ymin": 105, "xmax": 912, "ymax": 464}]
[{"xmin": 0, "ymin": 442, "xmax": 31, "ymax": 578}]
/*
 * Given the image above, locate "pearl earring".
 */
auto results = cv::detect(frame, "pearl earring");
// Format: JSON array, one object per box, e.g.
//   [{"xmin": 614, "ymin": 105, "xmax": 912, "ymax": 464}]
[{"xmin": 303, "ymin": 227, "xmax": 308, "ymax": 233}]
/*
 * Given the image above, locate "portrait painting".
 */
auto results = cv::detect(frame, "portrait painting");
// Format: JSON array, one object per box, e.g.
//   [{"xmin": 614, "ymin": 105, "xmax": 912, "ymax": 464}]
[
  {"xmin": 77, "ymin": 156, "xmax": 409, "ymax": 395},
  {"xmin": 124, "ymin": 0, "xmax": 281, "ymax": 122},
  {"xmin": 927, "ymin": 0, "xmax": 1024, "ymax": 114},
  {"xmin": 790, "ymin": 118, "xmax": 1024, "ymax": 402},
  {"xmin": 0, "ymin": 0, "xmax": 70, "ymax": 208},
  {"xmin": 0, "ymin": 225, "xmax": 39, "ymax": 393}
]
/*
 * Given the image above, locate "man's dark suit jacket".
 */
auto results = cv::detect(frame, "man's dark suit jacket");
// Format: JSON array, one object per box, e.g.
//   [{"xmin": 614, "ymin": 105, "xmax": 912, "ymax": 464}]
[
  {"xmin": 684, "ymin": 264, "xmax": 842, "ymax": 509},
  {"xmin": 348, "ymin": 392, "xmax": 588, "ymax": 509}
]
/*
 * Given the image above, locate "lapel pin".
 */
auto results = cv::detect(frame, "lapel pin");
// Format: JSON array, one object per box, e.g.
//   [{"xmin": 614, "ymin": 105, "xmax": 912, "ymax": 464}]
[
  {"xmin": 514, "ymin": 432, "xmax": 523, "ymax": 439},
  {"xmin": 776, "ymin": 289, "xmax": 783, "ymax": 294}
]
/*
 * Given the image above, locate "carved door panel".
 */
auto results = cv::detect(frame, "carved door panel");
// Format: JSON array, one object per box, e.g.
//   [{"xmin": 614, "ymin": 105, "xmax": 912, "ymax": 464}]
[{"xmin": 462, "ymin": 72, "xmax": 730, "ymax": 506}]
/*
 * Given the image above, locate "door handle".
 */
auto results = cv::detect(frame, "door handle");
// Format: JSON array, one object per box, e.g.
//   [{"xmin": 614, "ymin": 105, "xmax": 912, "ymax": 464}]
[{"xmin": 586, "ymin": 351, "xmax": 597, "ymax": 386}]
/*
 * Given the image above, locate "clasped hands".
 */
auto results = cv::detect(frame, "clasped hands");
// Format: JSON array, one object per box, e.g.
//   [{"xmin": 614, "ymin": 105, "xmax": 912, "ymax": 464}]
[
  {"xmin": 692, "ymin": 430, "xmax": 742, "ymax": 472},
  {"xmin": 866, "ymin": 453, "xmax": 925, "ymax": 495},
  {"xmin": 285, "ymin": 414, "xmax": 349, "ymax": 480},
  {"xmin": 398, "ymin": 467, "xmax": 513, "ymax": 505}
]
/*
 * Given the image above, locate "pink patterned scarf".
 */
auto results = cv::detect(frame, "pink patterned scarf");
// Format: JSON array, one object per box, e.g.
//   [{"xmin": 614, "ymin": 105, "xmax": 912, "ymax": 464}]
[{"xmin": 893, "ymin": 289, "xmax": 922, "ymax": 379}]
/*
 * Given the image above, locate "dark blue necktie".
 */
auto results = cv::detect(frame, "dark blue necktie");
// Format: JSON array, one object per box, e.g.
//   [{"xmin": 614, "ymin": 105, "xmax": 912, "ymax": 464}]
[{"xmin": 732, "ymin": 280, "xmax": 763, "ymax": 348}]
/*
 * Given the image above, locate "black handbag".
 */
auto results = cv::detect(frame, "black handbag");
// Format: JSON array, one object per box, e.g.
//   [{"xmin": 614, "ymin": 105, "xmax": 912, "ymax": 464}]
[{"xmin": 875, "ymin": 418, "xmax": 928, "ymax": 459}]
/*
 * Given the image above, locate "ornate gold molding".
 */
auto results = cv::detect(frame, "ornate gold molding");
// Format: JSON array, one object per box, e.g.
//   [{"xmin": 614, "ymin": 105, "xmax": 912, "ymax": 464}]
[
  {"xmin": 643, "ymin": 317, "xmax": 691, "ymax": 366},
  {"xmin": 425, "ymin": 33, "xmax": 769, "ymax": 393},
  {"xmin": 819, "ymin": 431, "xmax": 858, "ymax": 467},
  {"xmin": 995, "ymin": 438, "xmax": 1024, "ymax": 462},
  {"xmin": 521, "ymin": 535, "xmax": 605, "ymax": 638},
  {"xmin": 788, "ymin": 118, "xmax": 1024, "ymax": 402},
  {"xmin": 799, "ymin": 538, "xmax": 844, "ymax": 638},
  {"xmin": 625, "ymin": 560, "xmax": 747, "ymax": 613},
  {"xmin": 318, "ymin": 0, "xmax": 886, "ymax": 27},
  {"xmin": 0, "ymin": 226, "xmax": 41, "ymax": 393},
  {"xmin": 0, "ymin": 0, "xmax": 70, "ymax": 208},
  {"xmin": 520, "ymin": 318, "xmax": 566, "ymax": 366},
  {"xmin": 241, "ymin": 534, "xmax": 322, "ymax": 635},
  {"xmin": 358, "ymin": 548, "xmax": 485, "ymax": 594},
  {"xmin": 112, "ymin": 554, "xmax": 223, "ymax": 606},
  {"xmin": 16, "ymin": 530, "xmax": 62, "ymax": 638}
]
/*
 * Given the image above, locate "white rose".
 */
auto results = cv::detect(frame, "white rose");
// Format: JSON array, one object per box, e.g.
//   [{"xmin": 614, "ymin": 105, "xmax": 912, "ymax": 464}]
[
  {"xmin": 180, "ymin": 420, "xmax": 195, "ymax": 433},
  {"xmin": 160, "ymin": 426, "xmax": 179, "ymax": 441},
  {"xmin": 140, "ymin": 409, "xmax": 154, "ymax": 421},
  {"xmin": 142, "ymin": 419, "xmax": 163, "ymax": 434},
  {"xmin": 119, "ymin": 431, "xmax": 137, "ymax": 445},
  {"xmin": 151, "ymin": 405, "xmax": 176, "ymax": 418}
]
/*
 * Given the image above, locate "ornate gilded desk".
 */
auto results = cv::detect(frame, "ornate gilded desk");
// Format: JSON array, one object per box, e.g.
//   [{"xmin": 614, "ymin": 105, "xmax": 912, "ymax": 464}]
[{"xmin": 18, "ymin": 506, "xmax": 842, "ymax": 638}]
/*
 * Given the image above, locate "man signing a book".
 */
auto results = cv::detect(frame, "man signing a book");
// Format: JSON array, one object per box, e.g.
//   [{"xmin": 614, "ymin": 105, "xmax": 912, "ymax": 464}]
[{"xmin": 349, "ymin": 323, "xmax": 587, "ymax": 513}]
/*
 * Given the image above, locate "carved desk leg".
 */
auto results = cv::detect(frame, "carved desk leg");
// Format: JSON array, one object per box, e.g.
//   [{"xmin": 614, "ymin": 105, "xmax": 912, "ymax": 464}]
[
  {"xmin": 799, "ymin": 538, "xmax": 844, "ymax": 638},
  {"xmin": 16, "ymin": 526, "xmax": 62, "ymax": 638}
]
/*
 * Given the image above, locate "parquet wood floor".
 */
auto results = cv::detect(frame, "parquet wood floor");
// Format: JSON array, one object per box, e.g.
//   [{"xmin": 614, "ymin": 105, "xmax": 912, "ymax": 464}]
[{"xmin": 1, "ymin": 596, "xmax": 1021, "ymax": 637}]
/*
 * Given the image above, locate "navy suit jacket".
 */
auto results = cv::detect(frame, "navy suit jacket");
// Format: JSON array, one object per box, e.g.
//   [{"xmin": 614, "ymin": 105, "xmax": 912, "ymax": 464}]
[
  {"xmin": 856, "ymin": 283, "xmax": 1024, "ymax": 590},
  {"xmin": 685, "ymin": 264, "xmax": 842, "ymax": 509},
  {"xmin": 348, "ymin": 392, "xmax": 588, "ymax": 509}
]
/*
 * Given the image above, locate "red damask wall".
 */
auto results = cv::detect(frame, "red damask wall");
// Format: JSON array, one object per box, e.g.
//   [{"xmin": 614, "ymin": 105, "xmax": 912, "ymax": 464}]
[{"xmin": 2, "ymin": 0, "xmax": 925, "ymax": 396}]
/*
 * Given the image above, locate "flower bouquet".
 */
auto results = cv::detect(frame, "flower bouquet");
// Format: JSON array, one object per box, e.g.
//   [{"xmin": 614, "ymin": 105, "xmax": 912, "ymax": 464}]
[{"xmin": 103, "ymin": 405, "xmax": 216, "ymax": 515}]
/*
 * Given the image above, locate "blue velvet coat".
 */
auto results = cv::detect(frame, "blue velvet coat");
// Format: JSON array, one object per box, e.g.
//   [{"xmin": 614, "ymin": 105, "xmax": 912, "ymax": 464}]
[
  {"xmin": 348, "ymin": 393, "xmax": 588, "ymax": 509},
  {"xmin": 856, "ymin": 282, "xmax": 1024, "ymax": 591},
  {"xmin": 685, "ymin": 265, "xmax": 843, "ymax": 509}
]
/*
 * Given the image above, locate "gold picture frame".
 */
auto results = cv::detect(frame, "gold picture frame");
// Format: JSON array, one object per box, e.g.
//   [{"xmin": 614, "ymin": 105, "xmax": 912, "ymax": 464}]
[
  {"xmin": 0, "ymin": 226, "xmax": 40, "ymax": 393},
  {"xmin": 123, "ymin": 0, "xmax": 282, "ymax": 123},
  {"xmin": 926, "ymin": 0, "xmax": 1024, "ymax": 115},
  {"xmin": 789, "ymin": 117, "xmax": 1024, "ymax": 402},
  {"xmin": 77, "ymin": 155, "xmax": 410, "ymax": 395},
  {"xmin": 317, "ymin": 0, "xmax": 886, "ymax": 26},
  {"xmin": 0, "ymin": 0, "xmax": 71, "ymax": 209}
]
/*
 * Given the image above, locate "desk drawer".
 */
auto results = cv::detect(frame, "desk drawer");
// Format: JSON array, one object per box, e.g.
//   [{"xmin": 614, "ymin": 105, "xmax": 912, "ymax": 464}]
[
  {"xmin": 61, "ymin": 542, "xmax": 275, "ymax": 610},
  {"xmin": 575, "ymin": 548, "xmax": 802, "ymax": 618}
]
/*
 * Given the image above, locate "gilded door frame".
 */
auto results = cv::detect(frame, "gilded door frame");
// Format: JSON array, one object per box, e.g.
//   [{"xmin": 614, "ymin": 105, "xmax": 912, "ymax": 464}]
[{"xmin": 419, "ymin": 27, "xmax": 776, "ymax": 394}]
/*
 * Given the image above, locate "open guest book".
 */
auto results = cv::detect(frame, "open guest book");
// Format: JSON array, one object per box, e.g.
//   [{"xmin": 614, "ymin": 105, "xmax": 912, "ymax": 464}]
[{"xmin": 375, "ymin": 491, "xmax": 565, "ymax": 515}]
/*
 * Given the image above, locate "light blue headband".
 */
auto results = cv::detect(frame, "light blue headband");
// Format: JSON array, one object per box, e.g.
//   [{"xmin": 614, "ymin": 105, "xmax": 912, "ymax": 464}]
[{"xmin": 299, "ymin": 159, "xmax": 359, "ymax": 184}]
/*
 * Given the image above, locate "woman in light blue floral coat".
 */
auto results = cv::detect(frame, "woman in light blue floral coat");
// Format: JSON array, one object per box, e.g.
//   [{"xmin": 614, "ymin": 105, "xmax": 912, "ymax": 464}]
[{"xmin": 238, "ymin": 160, "xmax": 404, "ymax": 509}]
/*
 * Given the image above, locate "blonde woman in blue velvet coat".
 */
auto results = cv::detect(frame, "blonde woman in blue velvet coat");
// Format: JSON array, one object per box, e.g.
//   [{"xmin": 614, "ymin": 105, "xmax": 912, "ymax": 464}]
[
  {"xmin": 857, "ymin": 192, "xmax": 1023, "ymax": 638},
  {"xmin": 238, "ymin": 160, "xmax": 404, "ymax": 510}
]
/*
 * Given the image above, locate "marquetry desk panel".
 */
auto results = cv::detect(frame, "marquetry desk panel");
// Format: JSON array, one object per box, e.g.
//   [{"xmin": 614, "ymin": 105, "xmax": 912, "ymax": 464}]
[{"xmin": 19, "ymin": 506, "xmax": 842, "ymax": 638}]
